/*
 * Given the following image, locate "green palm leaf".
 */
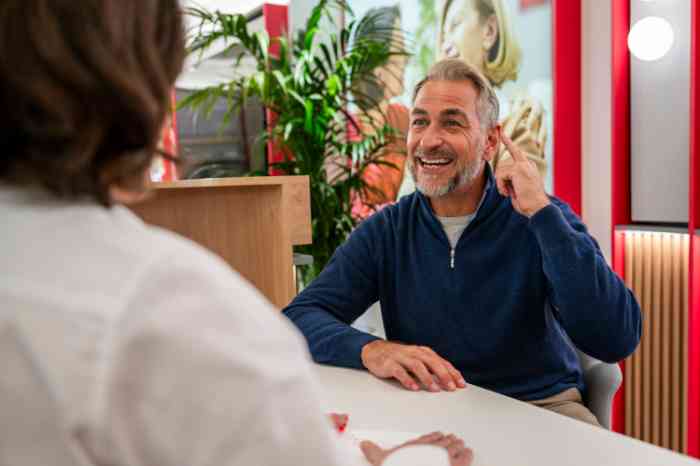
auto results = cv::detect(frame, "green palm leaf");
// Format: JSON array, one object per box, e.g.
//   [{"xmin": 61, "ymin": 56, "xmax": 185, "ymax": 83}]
[{"xmin": 180, "ymin": 1, "xmax": 411, "ymax": 282}]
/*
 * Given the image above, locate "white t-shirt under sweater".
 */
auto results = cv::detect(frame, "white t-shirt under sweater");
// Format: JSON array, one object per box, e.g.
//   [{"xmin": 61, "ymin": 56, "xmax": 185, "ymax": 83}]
[
  {"xmin": 434, "ymin": 178, "xmax": 492, "ymax": 249},
  {"xmin": 435, "ymin": 214, "xmax": 475, "ymax": 249},
  {"xmin": 0, "ymin": 185, "xmax": 373, "ymax": 466}
]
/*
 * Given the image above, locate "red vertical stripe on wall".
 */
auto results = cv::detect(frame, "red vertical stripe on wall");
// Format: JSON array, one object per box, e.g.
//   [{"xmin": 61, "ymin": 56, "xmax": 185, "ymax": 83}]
[
  {"xmin": 613, "ymin": 230, "xmax": 627, "ymax": 433},
  {"xmin": 552, "ymin": 0, "xmax": 582, "ymax": 216},
  {"xmin": 611, "ymin": 1, "xmax": 631, "ymax": 230},
  {"xmin": 688, "ymin": 0, "xmax": 700, "ymax": 457},
  {"xmin": 263, "ymin": 3, "xmax": 289, "ymax": 175},
  {"xmin": 611, "ymin": 0, "xmax": 631, "ymax": 435},
  {"xmin": 263, "ymin": 3, "xmax": 288, "ymax": 56},
  {"xmin": 612, "ymin": 230, "xmax": 626, "ymax": 434},
  {"xmin": 160, "ymin": 90, "xmax": 179, "ymax": 182},
  {"xmin": 691, "ymin": 238, "xmax": 700, "ymax": 457}
]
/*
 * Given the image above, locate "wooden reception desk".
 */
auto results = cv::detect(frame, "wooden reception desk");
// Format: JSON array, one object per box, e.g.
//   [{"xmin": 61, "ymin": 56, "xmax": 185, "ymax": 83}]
[{"xmin": 130, "ymin": 176, "xmax": 311, "ymax": 309}]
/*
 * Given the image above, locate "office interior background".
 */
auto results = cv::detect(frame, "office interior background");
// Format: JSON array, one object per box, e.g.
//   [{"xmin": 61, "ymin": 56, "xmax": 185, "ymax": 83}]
[{"xmin": 152, "ymin": 0, "xmax": 700, "ymax": 460}]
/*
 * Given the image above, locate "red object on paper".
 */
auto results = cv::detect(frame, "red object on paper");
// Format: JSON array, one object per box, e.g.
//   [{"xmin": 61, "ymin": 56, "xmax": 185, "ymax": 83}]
[{"xmin": 329, "ymin": 413, "xmax": 349, "ymax": 433}]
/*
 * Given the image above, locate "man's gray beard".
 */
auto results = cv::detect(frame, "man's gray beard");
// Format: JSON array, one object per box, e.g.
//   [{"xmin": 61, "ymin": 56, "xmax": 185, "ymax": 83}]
[{"xmin": 409, "ymin": 151, "xmax": 483, "ymax": 198}]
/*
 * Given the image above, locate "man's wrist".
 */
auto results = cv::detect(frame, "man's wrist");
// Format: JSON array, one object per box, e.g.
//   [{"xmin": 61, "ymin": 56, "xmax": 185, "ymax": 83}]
[
  {"xmin": 525, "ymin": 196, "xmax": 551, "ymax": 218},
  {"xmin": 527, "ymin": 201, "xmax": 578, "ymax": 250},
  {"xmin": 361, "ymin": 339, "xmax": 386, "ymax": 368}
]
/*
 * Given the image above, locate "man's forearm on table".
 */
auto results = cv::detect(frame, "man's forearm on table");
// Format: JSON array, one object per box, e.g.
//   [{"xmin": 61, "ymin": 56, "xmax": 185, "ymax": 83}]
[{"xmin": 284, "ymin": 306, "xmax": 380, "ymax": 369}]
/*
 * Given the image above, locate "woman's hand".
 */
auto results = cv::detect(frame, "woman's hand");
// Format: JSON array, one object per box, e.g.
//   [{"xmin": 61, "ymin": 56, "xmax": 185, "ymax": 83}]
[{"xmin": 360, "ymin": 432, "xmax": 473, "ymax": 466}]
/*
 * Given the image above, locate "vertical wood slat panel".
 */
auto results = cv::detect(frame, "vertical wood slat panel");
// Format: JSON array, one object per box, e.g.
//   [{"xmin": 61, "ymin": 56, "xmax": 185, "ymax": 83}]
[
  {"xmin": 673, "ymin": 234, "xmax": 682, "ymax": 451},
  {"xmin": 622, "ymin": 232, "xmax": 689, "ymax": 454},
  {"xmin": 634, "ymin": 233, "xmax": 643, "ymax": 438},
  {"xmin": 625, "ymin": 233, "xmax": 634, "ymax": 436},
  {"xmin": 643, "ymin": 234, "xmax": 652, "ymax": 442},
  {"xmin": 652, "ymin": 234, "xmax": 662, "ymax": 445},
  {"xmin": 662, "ymin": 235, "xmax": 672, "ymax": 448}
]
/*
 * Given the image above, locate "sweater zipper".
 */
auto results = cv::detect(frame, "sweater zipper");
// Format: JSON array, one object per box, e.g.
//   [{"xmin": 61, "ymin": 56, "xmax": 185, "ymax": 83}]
[{"xmin": 450, "ymin": 248, "xmax": 455, "ymax": 269}]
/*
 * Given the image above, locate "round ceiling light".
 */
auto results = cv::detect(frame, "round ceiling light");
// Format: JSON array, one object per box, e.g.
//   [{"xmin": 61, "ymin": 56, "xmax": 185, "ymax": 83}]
[{"xmin": 627, "ymin": 16, "xmax": 674, "ymax": 61}]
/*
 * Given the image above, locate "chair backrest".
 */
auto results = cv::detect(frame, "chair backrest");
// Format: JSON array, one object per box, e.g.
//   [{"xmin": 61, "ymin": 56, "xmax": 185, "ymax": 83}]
[
  {"xmin": 558, "ymin": 324, "xmax": 622, "ymax": 429},
  {"xmin": 0, "ymin": 321, "xmax": 91, "ymax": 466},
  {"xmin": 574, "ymin": 347, "xmax": 599, "ymax": 373},
  {"xmin": 573, "ymin": 346, "xmax": 623, "ymax": 429}
]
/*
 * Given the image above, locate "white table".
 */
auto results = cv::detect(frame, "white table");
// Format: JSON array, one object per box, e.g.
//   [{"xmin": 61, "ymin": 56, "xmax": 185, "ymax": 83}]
[{"xmin": 315, "ymin": 364, "xmax": 699, "ymax": 466}]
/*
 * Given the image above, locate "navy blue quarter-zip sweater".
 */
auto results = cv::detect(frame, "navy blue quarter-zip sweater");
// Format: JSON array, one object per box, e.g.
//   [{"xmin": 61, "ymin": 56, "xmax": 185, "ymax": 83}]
[{"xmin": 283, "ymin": 168, "xmax": 642, "ymax": 401}]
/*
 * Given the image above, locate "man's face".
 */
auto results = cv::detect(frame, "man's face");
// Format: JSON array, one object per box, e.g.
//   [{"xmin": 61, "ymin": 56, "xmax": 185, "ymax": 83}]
[{"xmin": 407, "ymin": 79, "xmax": 490, "ymax": 198}]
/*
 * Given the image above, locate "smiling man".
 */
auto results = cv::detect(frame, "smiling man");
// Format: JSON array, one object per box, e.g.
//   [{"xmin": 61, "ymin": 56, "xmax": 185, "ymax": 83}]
[{"xmin": 283, "ymin": 59, "xmax": 641, "ymax": 425}]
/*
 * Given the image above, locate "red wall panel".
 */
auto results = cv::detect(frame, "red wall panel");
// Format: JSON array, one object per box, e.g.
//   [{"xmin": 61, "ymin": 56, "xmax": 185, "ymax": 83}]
[
  {"xmin": 552, "ymin": 0, "xmax": 582, "ymax": 215},
  {"xmin": 688, "ymin": 0, "xmax": 700, "ymax": 457},
  {"xmin": 611, "ymin": 0, "xmax": 631, "ymax": 435}
]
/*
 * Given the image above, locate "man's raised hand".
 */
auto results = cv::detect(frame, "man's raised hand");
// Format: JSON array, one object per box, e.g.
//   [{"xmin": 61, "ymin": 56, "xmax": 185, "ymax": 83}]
[{"xmin": 495, "ymin": 133, "xmax": 550, "ymax": 218}]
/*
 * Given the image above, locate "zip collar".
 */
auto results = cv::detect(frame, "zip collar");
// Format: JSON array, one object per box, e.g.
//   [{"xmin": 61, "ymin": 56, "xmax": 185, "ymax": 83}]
[{"xmin": 414, "ymin": 163, "xmax": 504, "ymax": 246}]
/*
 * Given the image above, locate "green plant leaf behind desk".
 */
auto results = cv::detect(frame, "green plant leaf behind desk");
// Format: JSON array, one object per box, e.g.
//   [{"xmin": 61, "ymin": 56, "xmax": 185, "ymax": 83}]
[{"xmin": 180, "ymin": 0, "xmax": 409, "ymax": 284}]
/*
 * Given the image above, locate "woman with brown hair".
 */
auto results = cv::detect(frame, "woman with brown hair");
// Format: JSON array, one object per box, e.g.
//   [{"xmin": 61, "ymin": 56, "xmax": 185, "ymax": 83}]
[{"xmin": 0, "ymin": 1, "xmax": 471, "ymax": 465}]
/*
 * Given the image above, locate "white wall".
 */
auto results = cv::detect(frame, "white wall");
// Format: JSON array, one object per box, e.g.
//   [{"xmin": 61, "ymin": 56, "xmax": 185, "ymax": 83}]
[
  {"xmin": 582, "ymin": 1, "xmax": 613, "ymax": 263},
  {"xmin": 289, "ymin": 0, "xmax": 312, "ymax": 35},
  {"xmin": 630, "ymin": 0, "xmax": 690, "ymax": 223},
  {"xmin": 179, "ymin": 0, "xmax": 274, "ymax": 88}
]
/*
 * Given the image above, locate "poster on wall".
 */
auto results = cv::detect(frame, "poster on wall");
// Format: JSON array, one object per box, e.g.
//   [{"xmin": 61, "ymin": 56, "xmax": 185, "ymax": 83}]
[{"xmin": 347, "ymin": 0, "xmax": 553, "ymax": 207}]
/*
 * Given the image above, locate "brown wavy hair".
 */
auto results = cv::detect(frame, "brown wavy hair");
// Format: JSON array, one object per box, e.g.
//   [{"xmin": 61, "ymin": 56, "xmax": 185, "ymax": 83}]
[{"xmin": 0, "ymin": 0, "xmax": 185, "ymax": 206}]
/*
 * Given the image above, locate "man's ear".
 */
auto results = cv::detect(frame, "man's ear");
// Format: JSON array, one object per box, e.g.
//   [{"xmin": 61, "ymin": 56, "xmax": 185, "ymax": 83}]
[
  {"xmin": 108, "ymin": 168, "xmax": 153, "ymax": 205},
  {"xmin": 482, "ymin": 14, "xmax": 498, "ymax": 52},
  {"xmin": 482, "ymin": 125, "xmax": 501, "ymax": 162}
]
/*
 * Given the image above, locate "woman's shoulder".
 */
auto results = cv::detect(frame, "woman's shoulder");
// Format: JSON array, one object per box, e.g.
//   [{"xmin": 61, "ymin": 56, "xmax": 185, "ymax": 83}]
[
  {"xmin": 112, "ymin": 205, "xmax": 241, "ymax": 284},
  {"xmin": 111, "ymin": 205, "xmax": 293, "ymax": 340}
]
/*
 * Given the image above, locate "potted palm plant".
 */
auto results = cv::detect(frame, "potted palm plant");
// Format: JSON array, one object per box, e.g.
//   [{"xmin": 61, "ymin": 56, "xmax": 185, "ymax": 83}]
[{"xmin": 180, "ymin": 0, "xmax": 409, "ymax": 283}]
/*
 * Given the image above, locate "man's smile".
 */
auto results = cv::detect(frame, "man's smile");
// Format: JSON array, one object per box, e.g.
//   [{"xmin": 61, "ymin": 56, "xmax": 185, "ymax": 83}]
[{"xmin": 416, "ymin": 155, "xmax": 455, "ymax": 175}]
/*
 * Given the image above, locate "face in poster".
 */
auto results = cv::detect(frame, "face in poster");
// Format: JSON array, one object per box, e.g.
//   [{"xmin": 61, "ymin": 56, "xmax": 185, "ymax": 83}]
[{"xmin": 348, "ymin": 0, "xmax": 553, "ymax": 208}]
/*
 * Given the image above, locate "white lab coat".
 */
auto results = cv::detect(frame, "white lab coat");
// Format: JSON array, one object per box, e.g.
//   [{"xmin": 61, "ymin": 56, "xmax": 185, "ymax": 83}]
[{"xmin": 0, "ymin": 185, "xmax": 363, "ymax": 466}]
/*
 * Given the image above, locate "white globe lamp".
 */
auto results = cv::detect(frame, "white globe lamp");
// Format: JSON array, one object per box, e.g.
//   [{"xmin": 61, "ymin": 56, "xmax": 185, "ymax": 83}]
[{"xmin": 627, "ymin": 16, "xmax": 674, "ymax": 61}]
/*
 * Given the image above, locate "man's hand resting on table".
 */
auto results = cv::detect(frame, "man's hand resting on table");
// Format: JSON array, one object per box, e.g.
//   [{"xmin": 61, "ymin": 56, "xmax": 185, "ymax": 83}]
[
  {"xmin": 361, "ymin": 432, "xmax": 473, "ymax": 466},
  {"xmin": 361, "ymin": 340, "xmax": 467, "ymax": 392}
]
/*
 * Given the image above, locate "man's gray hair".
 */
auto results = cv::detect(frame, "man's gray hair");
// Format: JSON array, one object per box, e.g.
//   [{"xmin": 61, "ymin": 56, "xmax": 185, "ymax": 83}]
[{"xmin": 412, "ymin": 59, "xmax": 500, "ymax": 130}]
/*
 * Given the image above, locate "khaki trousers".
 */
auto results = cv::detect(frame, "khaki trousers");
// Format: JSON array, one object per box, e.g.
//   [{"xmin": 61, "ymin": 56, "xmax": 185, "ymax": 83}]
[{"xmin": 528, "ymin": 388, "xmax": 601, "ymax": 427}]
